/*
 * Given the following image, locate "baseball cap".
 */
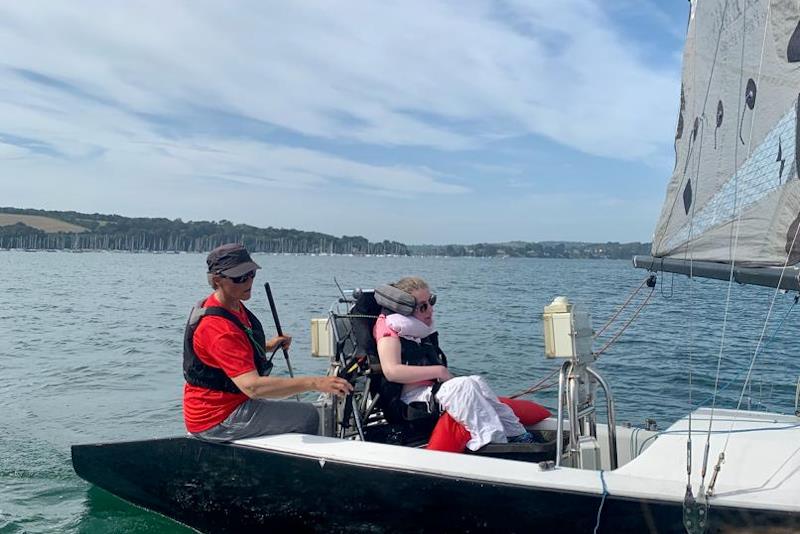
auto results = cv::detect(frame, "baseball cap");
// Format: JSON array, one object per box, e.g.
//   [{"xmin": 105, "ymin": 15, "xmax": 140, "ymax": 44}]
[{"xmin": 206, "ymin": 243, "xmax": 261, "ymax": 277}]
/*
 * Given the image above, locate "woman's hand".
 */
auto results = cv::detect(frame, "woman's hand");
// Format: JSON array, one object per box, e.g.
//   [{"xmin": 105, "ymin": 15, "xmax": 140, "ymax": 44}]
[{"xmin": 266, "ymin": 334, "xmax": 292, "ymax": 352}]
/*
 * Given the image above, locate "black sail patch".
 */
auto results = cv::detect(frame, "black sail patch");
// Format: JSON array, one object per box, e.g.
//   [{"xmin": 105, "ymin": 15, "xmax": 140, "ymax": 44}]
[
  {"xmin": 739, "ymin": 79, "xmax": 757, "ymax": 144},
  {"xmin": 745, "ymin": 79, "xmax": 757, "ymax": 109},
  {"xmin": 796, "ymin": 94, "xmax": 800, "ymax": 180},
  {"xmin": 788, "ymin": 21, "xmax": 800, "ymax": 62},
  {"xmin": 683, "ymin": 179, "xmax": 693, "ymax": 215},
  {"xmin": 785, "ymin": 212, "xmax": 800, "ymax": 265}
]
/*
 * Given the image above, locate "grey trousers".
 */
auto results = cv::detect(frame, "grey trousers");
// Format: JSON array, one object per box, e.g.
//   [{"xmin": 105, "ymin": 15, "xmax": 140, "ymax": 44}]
[{"xmin": 195, "ymin": 398, "xmax": 319, "ymax": 443}]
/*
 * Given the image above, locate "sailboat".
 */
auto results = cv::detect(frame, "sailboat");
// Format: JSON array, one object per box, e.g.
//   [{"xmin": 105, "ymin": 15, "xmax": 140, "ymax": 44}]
[{"xmin": 71, "ymin": 1, "xmax": 800, "ymax": 532}]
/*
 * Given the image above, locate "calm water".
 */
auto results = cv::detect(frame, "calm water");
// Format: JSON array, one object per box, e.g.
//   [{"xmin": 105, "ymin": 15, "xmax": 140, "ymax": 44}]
[{"xmin": 1, "ymin": 251, "xmax": 798, "ymax": 533}]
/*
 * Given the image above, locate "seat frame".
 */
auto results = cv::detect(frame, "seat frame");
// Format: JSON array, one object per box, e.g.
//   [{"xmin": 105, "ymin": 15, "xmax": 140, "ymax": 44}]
[
  {"xmin": 325, "ymin": 288, "xmax": 561, "ymax": 460},
  {"xmin": 327, "ymin": 289, "xmax": 438, "ymax": 445}
]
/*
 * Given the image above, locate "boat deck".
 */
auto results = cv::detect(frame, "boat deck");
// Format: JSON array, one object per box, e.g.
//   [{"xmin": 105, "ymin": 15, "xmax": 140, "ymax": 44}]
[
  {"xmin": 613, "ymin": 407, "xmax": 800, "ymax": 512},
  {"xmin": 236, "ymin": 407, "xmax": 800, "ymax": 513}
]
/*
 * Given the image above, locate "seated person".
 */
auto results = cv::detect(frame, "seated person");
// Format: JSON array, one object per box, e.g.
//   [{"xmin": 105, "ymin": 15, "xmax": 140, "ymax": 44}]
[
  {"xmin": 183, "ymin": 243, "xmax": 352, "ymax": 442},
  {"xmin": 373, "ymin": 276, "xmax": 549, "ymax": 453}
]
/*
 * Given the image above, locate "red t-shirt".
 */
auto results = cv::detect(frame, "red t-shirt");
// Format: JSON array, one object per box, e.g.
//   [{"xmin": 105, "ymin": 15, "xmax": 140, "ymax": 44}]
[{"xmin": 183, "ymin": 294, "xmax": 258, "ymax": 433}]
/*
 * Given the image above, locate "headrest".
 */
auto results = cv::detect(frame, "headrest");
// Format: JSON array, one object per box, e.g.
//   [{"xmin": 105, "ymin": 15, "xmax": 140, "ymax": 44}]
[{"xmin": 374, "ymin": 284, "xmax": 415, "ymax": 316}]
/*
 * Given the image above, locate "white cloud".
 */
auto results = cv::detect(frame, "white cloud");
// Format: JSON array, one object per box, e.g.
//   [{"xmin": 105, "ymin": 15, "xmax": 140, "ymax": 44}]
[
  {"xmin": 0, "ymin": 1, "xmax": 679, "ymax": 156},
  {"xmin": 0, "ymin": 1, "xmax": 681, "ymax": 242}
]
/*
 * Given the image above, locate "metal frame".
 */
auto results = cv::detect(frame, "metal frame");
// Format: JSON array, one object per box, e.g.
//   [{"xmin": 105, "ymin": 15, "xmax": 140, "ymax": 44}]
[{"xmin": 555, "ymin": 360, "xmax": 618, "ymax": 470}]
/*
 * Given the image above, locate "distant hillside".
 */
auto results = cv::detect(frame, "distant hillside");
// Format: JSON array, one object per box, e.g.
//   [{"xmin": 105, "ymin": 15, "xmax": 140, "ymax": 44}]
[
  {"xmin": 407, "ymin": 240, "xmax": 651, "ymax": 259},
  {"xmin": 0, "ymin": 213, "xmax": 88, "ymax": 233},
  {"xmin": 0, "ymin": 207, "xmax": 408, "ymax": 254}
]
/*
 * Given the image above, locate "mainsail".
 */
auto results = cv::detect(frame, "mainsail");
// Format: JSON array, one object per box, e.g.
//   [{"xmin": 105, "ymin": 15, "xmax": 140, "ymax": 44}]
[{"xmin": 637, "ymin": 0, "xmax": 800, "ymax": 289}]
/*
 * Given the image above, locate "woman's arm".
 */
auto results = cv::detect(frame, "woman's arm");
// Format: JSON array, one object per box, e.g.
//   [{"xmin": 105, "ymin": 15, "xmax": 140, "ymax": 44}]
[{"xmin": 376, "ymin": 336, "xmax": 451, "ymax": 383}]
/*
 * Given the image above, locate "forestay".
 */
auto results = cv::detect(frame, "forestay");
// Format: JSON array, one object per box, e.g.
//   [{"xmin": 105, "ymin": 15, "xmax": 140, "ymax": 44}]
[{"xmin": 652, "ymin": 0, "xmax": 800, "ymax": 268}]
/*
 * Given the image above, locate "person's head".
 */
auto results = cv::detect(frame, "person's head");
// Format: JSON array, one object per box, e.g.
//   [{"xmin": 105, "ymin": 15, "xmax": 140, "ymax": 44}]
[
  {"xmin": 392, "ymin": 276, "xmax": 436, "ymax": 326},
  {"xmin": 206, "ymin": 243, "xmax": 260, "ymax": 301}
]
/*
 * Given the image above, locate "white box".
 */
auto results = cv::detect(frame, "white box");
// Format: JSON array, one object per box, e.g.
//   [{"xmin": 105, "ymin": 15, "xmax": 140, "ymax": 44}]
[{"xmin": 310, "ymin": 318, "xmax": 333, "ymax": 357}]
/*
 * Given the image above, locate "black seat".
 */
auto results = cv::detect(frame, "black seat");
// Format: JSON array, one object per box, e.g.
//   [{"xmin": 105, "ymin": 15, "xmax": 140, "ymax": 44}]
[
  {"xmin": 329, "ymin": 289, "xmax": 438, "ymax": 445},
  {"xmin": 329, "ymin": 288, "xmax": 560, "ymax": 460}
]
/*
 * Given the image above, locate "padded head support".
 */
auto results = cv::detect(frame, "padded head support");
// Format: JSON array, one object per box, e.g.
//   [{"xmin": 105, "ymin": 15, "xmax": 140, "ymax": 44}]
[{"xmin": 374, "ymin": 284, "xmax": 416, "ymax": 316}]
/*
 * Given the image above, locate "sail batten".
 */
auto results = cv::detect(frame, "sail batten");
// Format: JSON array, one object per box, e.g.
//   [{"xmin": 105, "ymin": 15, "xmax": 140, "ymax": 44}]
[{"xmin": 652, "ymin": 0, "xmax": 800, "ymax": 271}]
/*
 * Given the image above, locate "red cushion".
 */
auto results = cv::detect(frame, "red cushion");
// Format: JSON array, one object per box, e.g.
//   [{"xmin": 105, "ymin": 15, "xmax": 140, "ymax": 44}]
[
  {"xmin": 426, "ymin": 397, "xmax": 552, "ymax": 453},
  {"xmin": 426, "ymin": 412, "xmax": 470, "ymax": 453},
  {"xmin": 498, "ymin": 397, "xmax": 551, "ymax": 425}
]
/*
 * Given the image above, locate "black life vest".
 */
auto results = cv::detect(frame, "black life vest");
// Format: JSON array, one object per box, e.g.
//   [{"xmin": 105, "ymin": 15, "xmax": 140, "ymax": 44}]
[
  {"xmin": 380, "ymin": 331, "xmax": 447, "ymax": 424},
  {"xmin": 399, "ymin": 332, "xmax": 445, "ymax": 367},
  {"xmin": 183, "ymin": 298, "xmax": 273, "ymax": 394}
]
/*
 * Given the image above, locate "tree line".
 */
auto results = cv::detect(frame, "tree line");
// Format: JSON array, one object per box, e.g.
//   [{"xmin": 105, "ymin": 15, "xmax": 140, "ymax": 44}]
[
  {"xmin": 0, "ymin": 207, "xmax": 651, "ymax": 259},
  {"xmin": 0, "ymin": 207, "xmax": 409, "ymax": 255},
  {"xmin": 407, "ymin": 241, "xmax": 651, "ymax": 259}
]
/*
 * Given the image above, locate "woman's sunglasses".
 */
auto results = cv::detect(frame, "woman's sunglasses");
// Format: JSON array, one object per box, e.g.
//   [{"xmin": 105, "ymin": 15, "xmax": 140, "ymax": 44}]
[
  {"xmin": 416, "ymin": 294, "xmax": 437, "ymax": 313},
  {"xmin": 222, "ymin": 270, "xmax": 256, "ymax": 284}
]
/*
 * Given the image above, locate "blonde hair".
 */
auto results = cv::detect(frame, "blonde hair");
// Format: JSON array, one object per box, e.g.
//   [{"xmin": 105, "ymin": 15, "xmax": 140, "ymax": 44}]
[{"xmin": 391, "ymin": 276, "xmax": 429, "ymax": 294}]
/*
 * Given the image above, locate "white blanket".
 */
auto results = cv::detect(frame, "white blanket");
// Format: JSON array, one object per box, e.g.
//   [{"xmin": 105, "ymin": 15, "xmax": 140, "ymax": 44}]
[
  {"xmin": 435, "ymin": 376, "xmax": 526, "ymax": 450},
  {"xmin": 387, "ymin": 314, "xmax": 525, "ymax": 450}
]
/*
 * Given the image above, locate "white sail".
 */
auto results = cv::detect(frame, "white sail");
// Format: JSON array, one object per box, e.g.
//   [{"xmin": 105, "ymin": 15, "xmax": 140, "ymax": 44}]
[{"xmin": 653, "ymin": 0, "xmax": 800, "ymax": 266}]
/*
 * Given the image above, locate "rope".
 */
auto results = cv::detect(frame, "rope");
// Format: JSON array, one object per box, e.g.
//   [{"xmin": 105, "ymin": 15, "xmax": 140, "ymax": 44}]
[
  {"xmin": 509, "ymin": 276, "xmax": 656, "ymax": 400},
  {"xmin": 509, "ymin": 366, "xmax": 560, "ymax": 399},
  {"xmin": 593, "ymin": 470, "xmax": 608, "ymax": 534},
  {"xmin": 594, "ymin": 275, "xmax": 650, "ymax": 338},
  {"xmin": 637, "ymin": 421, "xmax": 800, "ymax": 456},
  {"xmin": 594, "ymin": 284, "xmax": 655, "ymax": 357}
]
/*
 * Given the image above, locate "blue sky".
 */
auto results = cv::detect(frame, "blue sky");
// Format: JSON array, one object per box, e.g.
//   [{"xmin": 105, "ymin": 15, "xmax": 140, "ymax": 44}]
[{"xmin": 0, "ymin": 1, "xmax": 688, "ymax": 245}]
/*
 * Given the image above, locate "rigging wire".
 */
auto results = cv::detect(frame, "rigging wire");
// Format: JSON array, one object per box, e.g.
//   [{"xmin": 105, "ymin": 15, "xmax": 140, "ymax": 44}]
[
  {"xmin": 693, "ymin": 297, "xmax": 796, "ymax": 408},
  {"xmin": 702, "ymin": 0, "xmax": 772, "ymax": 498},
  {"xmin": 510, "ymin": 275, "xmax": 656, "ymax": 401},
  {"xmin": 713, "ymin": 223, "xmax": 800, "ymax": 465},
  {"xmin": 594, "ymin": 283, "xmax": 655, "ymax": 357},
  {"xmin": 594, "ymin": 275, "xmax": 651, "ymax": 338},
  {"xmin": 508, "ymin": 366, "xmax": 560, "ymax": 399}
]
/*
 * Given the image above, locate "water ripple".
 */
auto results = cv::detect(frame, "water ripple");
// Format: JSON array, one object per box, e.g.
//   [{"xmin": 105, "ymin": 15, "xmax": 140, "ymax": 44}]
[{"xmin": 2, "ymin": 252, "xmax": 799, "ymax": 532}]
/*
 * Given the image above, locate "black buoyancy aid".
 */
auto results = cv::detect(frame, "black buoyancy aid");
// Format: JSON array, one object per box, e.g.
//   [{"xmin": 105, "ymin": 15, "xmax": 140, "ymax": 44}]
[
  {"xmin": 399, "ymin": 331, "xmax": 446, "ymax": 367},
  {"xmin": 380, "ymin": 332, "xmax": 447, "ymax": 424},
  {"xmin": 183, "ymin": 298, "xmax": 273, "ymax": 394}
]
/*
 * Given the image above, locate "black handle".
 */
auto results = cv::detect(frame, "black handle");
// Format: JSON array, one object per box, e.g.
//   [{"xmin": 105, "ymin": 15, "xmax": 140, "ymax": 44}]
[
  {"xmin": 265, "ymin": 282, "xmax": 284, "ymax": 336},
  {"xmin": 264, "ymin": 282, "xmax": 294, "ymax": 379}
]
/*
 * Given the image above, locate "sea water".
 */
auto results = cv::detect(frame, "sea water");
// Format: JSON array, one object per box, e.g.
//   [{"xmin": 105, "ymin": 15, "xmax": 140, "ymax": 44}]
[{"xmin": 1, "ymin": 251, "xmax": 798, "ymax": 533}]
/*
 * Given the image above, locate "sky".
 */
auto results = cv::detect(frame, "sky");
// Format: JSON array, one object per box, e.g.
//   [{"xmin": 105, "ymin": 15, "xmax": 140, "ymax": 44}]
[{"xmin": 0, "ymin": 1, "xmax": 689, "ymax": 245}]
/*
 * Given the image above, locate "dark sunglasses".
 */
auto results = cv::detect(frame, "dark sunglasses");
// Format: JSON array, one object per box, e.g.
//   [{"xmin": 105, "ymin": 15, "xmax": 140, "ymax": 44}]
[
  {"xmin": 222, "ymin": 270, "xmax": 256, "ymax": 284},
  {"xmin": 416, "ymin": 294, "xmax": 437, "ymax": 313}
]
